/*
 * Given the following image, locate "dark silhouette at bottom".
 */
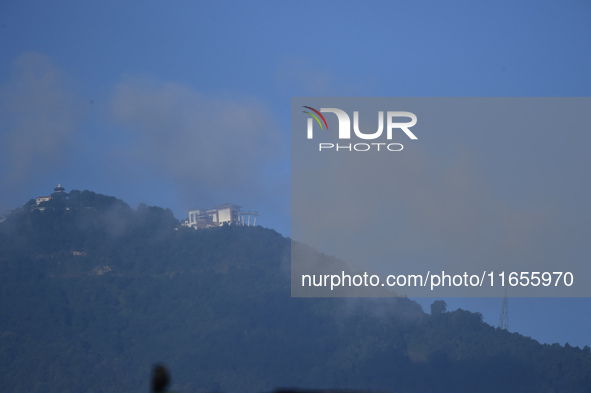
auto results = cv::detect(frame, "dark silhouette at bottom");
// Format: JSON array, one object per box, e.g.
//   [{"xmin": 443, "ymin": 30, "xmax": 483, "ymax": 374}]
[{"xmin": 152, "ymin": 364, "xmax": 170, "ymax": 393}]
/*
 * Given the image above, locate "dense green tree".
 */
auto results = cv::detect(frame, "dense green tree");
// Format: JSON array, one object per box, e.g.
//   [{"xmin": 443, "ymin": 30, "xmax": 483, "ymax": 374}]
[{"xmin": 430, "ymin": 300, "xmax": 447, "ymax": 316}]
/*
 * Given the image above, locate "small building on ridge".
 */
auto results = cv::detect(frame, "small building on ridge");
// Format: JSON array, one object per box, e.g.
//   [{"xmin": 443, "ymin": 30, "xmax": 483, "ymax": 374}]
[{"xmin": 186, "ymin": 204, "xmax": 258, "ymax": 229}]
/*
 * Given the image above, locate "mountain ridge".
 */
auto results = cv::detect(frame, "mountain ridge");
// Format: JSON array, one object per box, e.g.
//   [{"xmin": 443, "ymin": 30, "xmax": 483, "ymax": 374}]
[{"xmin": 1, "ymin": 189, "xmax": 590, "ymax": 393}]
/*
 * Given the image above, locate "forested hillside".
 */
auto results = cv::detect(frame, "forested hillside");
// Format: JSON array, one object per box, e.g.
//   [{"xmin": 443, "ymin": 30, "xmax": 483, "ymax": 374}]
[{"xmin": 0, "ymin": 191, "xmax": 589, "ymax": 393}]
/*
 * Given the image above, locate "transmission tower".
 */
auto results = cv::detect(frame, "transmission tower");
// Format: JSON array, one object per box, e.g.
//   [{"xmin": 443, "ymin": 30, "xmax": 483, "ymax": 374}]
[{"xmin": 498, "ymin": 286, "xmax": 509, "ymax": 330}]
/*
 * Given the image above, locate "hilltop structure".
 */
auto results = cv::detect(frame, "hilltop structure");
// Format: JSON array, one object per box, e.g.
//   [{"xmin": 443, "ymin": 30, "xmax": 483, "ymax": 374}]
[
  {"xmin": 34, "ymin": 184, "xmax": 68, "ymax": 211},
  {"xmin": 185, "ymin": 204, "xmax": 259, "ymax": 229},
  {"xmin": 51, "ymin": 184, "xmax": 67, "ymax": 199},
  {"xmin": 29, "ymin": 186, "xmax": 261, "ymax": 229}
]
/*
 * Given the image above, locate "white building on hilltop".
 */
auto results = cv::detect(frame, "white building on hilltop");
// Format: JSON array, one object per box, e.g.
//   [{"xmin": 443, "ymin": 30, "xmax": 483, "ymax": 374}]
[
  {"xmin": 186, "ymin": 204, "xmax": 258, "ymax": 229},
  {"xmin": 36, "ymin": 196, "xmax": 52, "ymax": 206},
  {"xmin": 33, "ymin": 184, "xmax": 68, "ymax": 211}
]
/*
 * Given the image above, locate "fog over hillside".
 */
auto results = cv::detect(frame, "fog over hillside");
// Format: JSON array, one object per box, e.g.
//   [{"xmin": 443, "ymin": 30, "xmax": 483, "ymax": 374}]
[{"xmin": 1, "ymin": 190, "xmax": 590, "ymax": 393}]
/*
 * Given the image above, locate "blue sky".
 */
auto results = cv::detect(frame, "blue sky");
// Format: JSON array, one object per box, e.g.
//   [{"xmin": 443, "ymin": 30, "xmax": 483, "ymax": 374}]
[{"xmin": 1, "ymin": 1, "xmax": 590, "ymax": 347}]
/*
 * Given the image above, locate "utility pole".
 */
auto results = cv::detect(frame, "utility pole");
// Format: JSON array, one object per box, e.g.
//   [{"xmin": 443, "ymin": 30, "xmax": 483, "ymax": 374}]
[{"xmin": 499, "ymin": 286, "xmax": 509, "ymax": 330}]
